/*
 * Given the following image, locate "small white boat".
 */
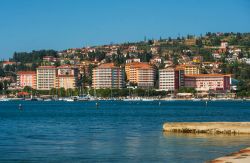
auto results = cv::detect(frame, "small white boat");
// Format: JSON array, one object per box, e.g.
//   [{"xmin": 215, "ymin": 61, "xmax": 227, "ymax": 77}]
[
  {"xmin": 123, "ymin": 98, "xmax": 141, "ymax": 101},
  {"xmin": 44, "ymin": 99, "xmax": 52, "ymax": 102},
  {"xmin": 192, "ymin": 98, "xmax": 201, "ymax": 101},
  {"xmin": 0, "ymin": 98, "xmax": 9, "ymax": 101},
  {"xmin": 141, "ymin": 98, "xmax": 155, "ymax": 102},
  {"xmin": 63, "ymin": 98, "xmax": 74, "ymax": 102}
]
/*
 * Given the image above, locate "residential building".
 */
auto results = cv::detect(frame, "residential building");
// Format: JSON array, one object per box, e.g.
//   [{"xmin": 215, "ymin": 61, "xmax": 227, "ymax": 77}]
[
  {"xmin": 17, "ymin": 71, "xmax": 37, "ymax": 89},
  {"xmin": 184, "ymin": 74, "xmax": 231, "ymax": 92},
  {"xmin": 92, "ymin": 63, "xmax": 124, "ymax": 89},
  {"xmin": 176, "ymin": 64, "xmax": 200, "ymax": 75},
  {"xmin": 221, "ymin": 41, "xmax": 228, "ymax": 49},
  {"xmin": 43, "ymin": 56, "xmax": 58, "ymax": 62},
  {"xmin": 159, "ymin": 67, "xmax": 184, "ymax": 91},
  {"xmin": 125, "ymin": 58, "xmax": 140, "ymax": 64},
  {"xmin": 36, "ymin": 66, "xmax": 57, "ymax": 90},
  {"xmin": 125, "ymin": 62, "xmax": 155, "ymax": 88},
  {"xmin": 2, "ymin": 61, "xmax": 15, "ymax": 68},
  {"xmin": 57, "ymin": 65, "xmax": 78, "ymax": 89},
  {"xmin": 192, "ymin": 56, "xmax": 203, "ymax": 63}
]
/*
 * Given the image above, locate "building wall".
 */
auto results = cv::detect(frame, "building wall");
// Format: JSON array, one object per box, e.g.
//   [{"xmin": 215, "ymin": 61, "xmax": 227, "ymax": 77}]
[
  {"xmin": 93, "ymin": 67, "xmax": 124, "ymax": 89},
  {"xmin": 159, "ymin": 68, "xmax": 184, "ymax": 91},
  {"xmin": 36, "ymin": 67, "xmax": 57, "ymax": 90},
  {"xmin": 184, "ymin": 66, "xmax": 200, "ymax": 75},
  {"xmin": 159, "ymin": 69, "xmax": 175, "ymax": 91},
  {"xmin": 137, "ymin": 68, "xmax": 155, "ymax": 88},
  {"xmin": 17, "ymin": 72, "xmax": 37, "ymax": 89},
  {"xmin": 57, "ymin": 67, "xmax": 78, "ymax": 89},
  {"xmin": 125, "ymin": 62, "xmax": 155, "ymax": 87},
  {"xmin": 184, "ymin": 75, "xmax": 231, "ymax": 92}
]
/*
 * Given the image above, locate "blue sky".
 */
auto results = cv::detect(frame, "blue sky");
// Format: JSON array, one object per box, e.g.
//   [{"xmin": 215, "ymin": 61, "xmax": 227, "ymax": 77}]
[{"xmin": 0, "ymin": 0, "xmax": 249, "ymax": 59}]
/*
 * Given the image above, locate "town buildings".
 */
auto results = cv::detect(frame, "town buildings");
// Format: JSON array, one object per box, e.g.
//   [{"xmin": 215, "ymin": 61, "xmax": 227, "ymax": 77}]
[
  {"xmin": 125, "ymin": 62, "xmax": 155, "ymax": 88},
  {"xmin": 176, "ymin": 64, "xmax": 200, "ymax": 75},
  {"xmin": 92, "ymin": 63, "xmax": 124, "ymax": 89},
  {"xmin": 36, "ymin": 66, "xmax": 57, "ymax": 90},
  {"xmin": 17, "ymin": 71, "xmax": 37, "ymax": 89},
  {"xmin": 57, "ymin": 65, "xmax": 78, "ymax": 89},
  {"xmin": 2, "ymin": 61, "xmax": 16, "ymax": 68},
  {"xmin": 184, "ymin": 74, "xmax": 231, "ymax": 92},
  {"xmin": 159, "ymin": 67, "xmax": 184, "ymax": 91}
]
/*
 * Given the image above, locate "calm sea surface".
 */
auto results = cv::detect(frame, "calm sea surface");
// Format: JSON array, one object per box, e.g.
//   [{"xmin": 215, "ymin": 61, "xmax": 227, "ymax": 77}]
[{"xmin": 0, "ymin": 100, "xmax": 250, "ymax": 162}]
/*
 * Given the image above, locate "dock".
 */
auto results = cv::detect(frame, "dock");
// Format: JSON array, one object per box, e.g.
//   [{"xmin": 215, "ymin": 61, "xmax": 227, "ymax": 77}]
[
  {"xmin": 209, "ymin": 147, "xmax": 250, "ymax": 163},
  {"xmin": 163, "ymin": 122, "xmax": 250, "ymax": 134}
]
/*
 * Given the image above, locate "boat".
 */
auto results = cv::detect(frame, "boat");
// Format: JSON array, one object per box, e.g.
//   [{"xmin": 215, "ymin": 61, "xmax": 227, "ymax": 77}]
[
  {"xmin": 63, "ymin": 98, "xmax": 74, "ymax": 102},
  {"xmin": 123, "ymin": 98, "xmax": 142, "ymax": 101},
  {"xmin": 141, "ymin": 98, "xmax": 155, "ymax": 102},
  {"xmin": 44, "ymin": 99, "xmax": 52, "ymax": 102},
  {"xmin": 77, "ymin": 95, "xmax": 90, "ymax": 101},
  {"xmin": 192, "ymin": 98, "xmax": 201, "ymax": 101},
  {"xmin": 0, "ymin": 98, "xmax": 9, "ymax": 101}
]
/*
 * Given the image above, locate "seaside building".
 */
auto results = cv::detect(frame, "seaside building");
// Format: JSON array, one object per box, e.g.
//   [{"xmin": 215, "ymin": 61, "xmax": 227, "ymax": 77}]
[
  {"xmin": 184, "ymin": 74, "xmax": 231, "ymax": 92},
  {"xmin": 92, "ymin": 63, "xmax": 124, "ymax": 89},
  {"xmin": 176, "ymin": 64, "xmax": 200, "ymax": 75},
  {"xmin": 17, "ymin": 71, "xmax": 37, "ymax": 89},
  {"xmin": 125, "ymin": 58, "xmax": 140, "ymax": 64},
  {"xmin": 36, "ymin": 66, "xmax": 57, "ymax": 90},
  {"xmin": 125, "ymin": 62, "xmax": 155, "ymax": 88},
  {"xmin": 159, "ymin": 67, "xmax": 184, "ymax": 91},
  {"xmin": 57, "ymin": 65, "xmax": 78, "ymax": 89}
]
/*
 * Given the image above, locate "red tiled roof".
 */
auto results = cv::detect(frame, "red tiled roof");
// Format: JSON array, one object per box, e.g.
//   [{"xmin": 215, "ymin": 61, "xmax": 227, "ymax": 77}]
[
  {"xmin": 98, "ymin": 63, "xmax": 118, "ymax": 69},
  {"xmin": 126, "ymin": 62, "xmax": 153, "ymax": 69},
  {"xmin": 17, "ymin": 71, "xmax": 36, "ymax": 75},
  {"xmin": 37, "ymin": 66, "xmax": 56, "ymax": 69},
  {"xmin": 185, "ymin": 74, "xmax": 231, "ymax": 78},
  {"xmin": 3, "ymin": 61, "xmax": 15, "ymax": 64}
]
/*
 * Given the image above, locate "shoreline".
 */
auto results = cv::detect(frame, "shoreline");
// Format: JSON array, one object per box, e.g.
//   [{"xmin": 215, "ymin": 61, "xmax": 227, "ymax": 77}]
[
  {"xmin": 209, "ymin": 147, "xmax": 250, "ymax": 163},
  {"xmin": 1, "ymin": 96, "xmax": 250, "ymax": 102}
]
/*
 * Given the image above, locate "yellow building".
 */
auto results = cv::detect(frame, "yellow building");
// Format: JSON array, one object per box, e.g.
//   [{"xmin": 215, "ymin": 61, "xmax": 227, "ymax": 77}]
[
  {"xmin": 36, "ymin": 66, "xmax": 57, "ymax": 90},
  {"xmin": 92, "ymin": 63, "xmax": 124, "ymax": 89},
  {"xmin": 176, "ymin": 64, "xmax": 200, "ymax": 75},
  {"xmin": 57, "ymin": 65, "xmax": 78, "ymax": 89},
  {"xmin": 125, "ymin": 62, "xmax": 155, "ymax": 88}
]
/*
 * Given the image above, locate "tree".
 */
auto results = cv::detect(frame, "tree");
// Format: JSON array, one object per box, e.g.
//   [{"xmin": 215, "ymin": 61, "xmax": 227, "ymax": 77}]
[{"xmin": 23, "ymin": 86, "xmax": 33, "ymax": 93}]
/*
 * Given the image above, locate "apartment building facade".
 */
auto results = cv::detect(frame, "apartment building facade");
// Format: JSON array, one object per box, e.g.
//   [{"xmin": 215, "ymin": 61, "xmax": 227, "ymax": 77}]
[
  {"xmin": 184, "ymin": 74, "xmax": 231, "ymax": 92},
  {"xmin": 125, "ymin": 62, "xmax": 155, "ymax": 88},
  {"xmin": 176, "ymin": 64, "xmax": 200, "ymax": 75},
  {"xmin": 159, "ymin": 67, "xmax": 184, "ymax": 91},
  {"xmin": 57, "ymin": 65, "xmax": 78, "ymax": 89},
  {"xmin": 92, "ymin": 63, "xmax": 124, "ymax": 89},
  {"xmin": 36, "ymin": 66, "xmax": 57, "ymax": 90},
  {"xmin": 17, "ymin": 71, "xmax": 37, "ymax": 89}
]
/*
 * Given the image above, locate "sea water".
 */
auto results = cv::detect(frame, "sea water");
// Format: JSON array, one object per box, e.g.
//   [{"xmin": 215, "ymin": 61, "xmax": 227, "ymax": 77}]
[{"xmin": 0, "ymin": 100, "xmax": 250, "ymax": 162}]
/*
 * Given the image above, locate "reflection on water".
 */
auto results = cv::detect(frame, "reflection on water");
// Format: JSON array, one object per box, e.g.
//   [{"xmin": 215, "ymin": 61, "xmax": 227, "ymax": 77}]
[{"xmin": 163, "ymin": 132, "xmax": 250, "ymax": 147}]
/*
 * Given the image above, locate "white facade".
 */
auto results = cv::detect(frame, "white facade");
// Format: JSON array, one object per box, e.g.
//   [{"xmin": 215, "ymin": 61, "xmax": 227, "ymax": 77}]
[
  {"xmin": 93, "ymin": 65, "xmax": 124, "ymax": 89},
  {"xmin": 36, "ymin": 66, "xmax": 57, "ymax": 90},
  {"xmin": 159, "ymin": 68, "xmax": 175, "ymax": 91}
]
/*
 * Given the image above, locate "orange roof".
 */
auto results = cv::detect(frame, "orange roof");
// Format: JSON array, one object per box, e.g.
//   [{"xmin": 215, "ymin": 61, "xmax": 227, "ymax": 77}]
[
  {"xmin": 98, "ymin": 63, "xmax": 118, "ymax": 69},
  {"xmin": 126, "ymin": 62, "xmax": 152, "ymax": 69},
  {"xmin": 17, "ymin": 71, "xmax": 36, "ymax": 75},
  {"xmin": 3, "ymin": 61, "xmax": 15, "ymax": 64},
  {"xmin": 185, "ymin": 74, "xmax": 231, "ymax": 78},
  {"xmin": 38, "ymin": 66, "xmax": 56, "ymax": 68}
]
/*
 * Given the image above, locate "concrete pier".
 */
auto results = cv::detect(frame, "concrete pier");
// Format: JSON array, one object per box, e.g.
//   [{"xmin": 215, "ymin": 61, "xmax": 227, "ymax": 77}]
[
  {"xmin": 163, "ymin": 122, "xmax": 250, "ymax": 134},
  {"xmin": 209, "ymin": 147, "xmax": 250, "ymax": 163}
]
